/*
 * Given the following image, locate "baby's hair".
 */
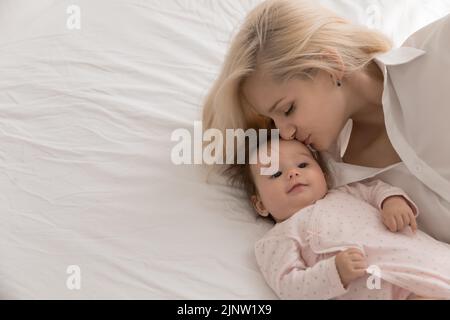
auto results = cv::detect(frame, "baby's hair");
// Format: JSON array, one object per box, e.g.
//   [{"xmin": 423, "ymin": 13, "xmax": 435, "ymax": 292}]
[{"xmin": 223, "ymin": 131, "xmax": 268, "ymax": 200}]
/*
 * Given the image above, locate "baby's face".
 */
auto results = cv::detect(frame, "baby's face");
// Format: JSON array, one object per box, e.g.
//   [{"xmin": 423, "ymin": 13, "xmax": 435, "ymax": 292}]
[{"xmin": 250, "ymin": 139, "xmax": 328, "ymax": 222}]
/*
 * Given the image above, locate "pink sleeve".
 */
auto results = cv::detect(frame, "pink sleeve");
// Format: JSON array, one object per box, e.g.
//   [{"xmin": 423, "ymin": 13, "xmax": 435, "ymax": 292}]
[
  {"xmin": 337, "ymin": 179, "xmax": 419, "ymax": 217},
  {"xmin": 255, "ymin": 236, "xmax": 348, "ymax": 300}
]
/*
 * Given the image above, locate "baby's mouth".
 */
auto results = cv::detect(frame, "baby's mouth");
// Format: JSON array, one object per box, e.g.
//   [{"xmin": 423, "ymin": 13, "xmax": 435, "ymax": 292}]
[{"xmin": 288, "ymin": 183, "xmax": 308, "ymax": 194}]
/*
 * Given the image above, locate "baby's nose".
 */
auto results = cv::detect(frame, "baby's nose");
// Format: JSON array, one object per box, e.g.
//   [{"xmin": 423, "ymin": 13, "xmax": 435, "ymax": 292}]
[{"xmin": 288, "ymin": 170, "xmax": 300, "ymax": 179}]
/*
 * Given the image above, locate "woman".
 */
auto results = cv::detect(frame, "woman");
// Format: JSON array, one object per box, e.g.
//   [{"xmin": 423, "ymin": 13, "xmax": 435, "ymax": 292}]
[{"xmin": 202, "ymin": 0, "xmax": 450, "ymax": 243}]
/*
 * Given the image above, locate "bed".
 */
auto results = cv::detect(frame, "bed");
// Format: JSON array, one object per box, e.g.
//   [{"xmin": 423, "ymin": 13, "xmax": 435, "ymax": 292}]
[{"xmin": 1, "ymin": 0, "xmax": 449, "ymax": 299}]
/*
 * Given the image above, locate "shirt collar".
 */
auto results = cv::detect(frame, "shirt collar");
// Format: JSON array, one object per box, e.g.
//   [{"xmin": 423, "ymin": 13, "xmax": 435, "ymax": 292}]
[
  {"xmin": 330, "ymin": 46, "xmax": 427, "ymax": 174},
  {"xmin": 374, "ymin": 46, "xmax": 426, "ymax": 66}
]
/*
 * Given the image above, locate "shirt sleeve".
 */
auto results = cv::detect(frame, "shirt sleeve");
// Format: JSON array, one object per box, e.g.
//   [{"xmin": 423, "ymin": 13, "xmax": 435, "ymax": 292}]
[
  {"xmin": 337, "ymin": 179, "xmax": 419, "ymax": 217},
  {"xmin": 254, "ymin": 236, "xmax": 348, "ymax": 300}
]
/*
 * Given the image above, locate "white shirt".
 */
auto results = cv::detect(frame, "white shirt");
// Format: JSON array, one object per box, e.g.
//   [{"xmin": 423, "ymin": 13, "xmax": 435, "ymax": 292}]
[{"xmin": 324, "ymin": 14, "xmax": 450, "ymax": 243}]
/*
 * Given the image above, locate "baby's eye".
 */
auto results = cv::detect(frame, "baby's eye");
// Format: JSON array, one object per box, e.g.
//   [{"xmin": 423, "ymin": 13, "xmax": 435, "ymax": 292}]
[
  {"xmin": 298, "ymin": 162, "xmax": 308, "ymax": 168},
  {"xmin": 271, "ymin": 171, "xmax": 282, "ymax": 179}
]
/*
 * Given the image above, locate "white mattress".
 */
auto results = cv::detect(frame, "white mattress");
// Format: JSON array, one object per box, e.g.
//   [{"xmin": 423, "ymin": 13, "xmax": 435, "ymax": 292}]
[{"xmin": 1, "ymin": 0, "xmax": 449, "ymax": 299}]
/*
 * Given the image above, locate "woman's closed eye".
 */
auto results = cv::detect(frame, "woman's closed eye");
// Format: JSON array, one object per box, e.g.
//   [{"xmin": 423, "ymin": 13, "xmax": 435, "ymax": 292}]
[{"xmin": 284, "ymin": 104, "xmax": 295, "ymax": 117}]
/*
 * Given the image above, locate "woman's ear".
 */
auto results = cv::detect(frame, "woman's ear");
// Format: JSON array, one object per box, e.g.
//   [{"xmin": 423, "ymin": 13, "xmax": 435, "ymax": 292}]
[
  {"xmin": 251, "ymin": 194, "xmax": 270, "ymax": 217},
  {"xmin": 322, "ymin": 48, "xmax": 345, "ymax": 83}
]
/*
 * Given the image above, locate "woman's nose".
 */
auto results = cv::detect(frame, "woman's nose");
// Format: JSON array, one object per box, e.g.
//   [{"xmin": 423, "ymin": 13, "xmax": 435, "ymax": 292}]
[{"xmin": 278, "ymin": 123, "xmax": 297, "ymax": 140}]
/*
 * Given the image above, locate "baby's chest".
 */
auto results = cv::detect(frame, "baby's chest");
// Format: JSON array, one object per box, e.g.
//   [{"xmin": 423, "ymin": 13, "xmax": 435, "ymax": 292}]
[{"xmin": 306, "ymin": 193, "xmax": 385, "ymax": 242}]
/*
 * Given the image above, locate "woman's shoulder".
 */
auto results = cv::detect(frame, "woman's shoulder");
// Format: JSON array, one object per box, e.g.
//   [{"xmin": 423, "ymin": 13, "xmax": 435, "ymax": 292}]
[
  {"xmin": 402, "ymin": 13, "xmax": 449, "ymax": 49},
  {"xmin": 378, "ymin": 13, "xmax": 450, "ymax": 204},
  {"xmin": 375, "ymin": 14, "xmax": 449, "ymax": 67}
]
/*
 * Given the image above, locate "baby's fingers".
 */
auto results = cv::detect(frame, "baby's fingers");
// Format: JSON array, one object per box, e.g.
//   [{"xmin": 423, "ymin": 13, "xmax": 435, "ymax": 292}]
[
  {"xmin": 398, "ymin": 212, "xmax": 411, "ymax": 232},
  {"xmin": 350, "ymin": 267, "xmax": 367, "ymax": 279},
  {"xmin": 384, "ymin": 216, "xmax": 397, "ymax": 232},
  {"xmin": 395, "ymin": 214, "xmax": 404, "ymax": 231},
  {"xmin": 344, "ymin": 248, "xmax": 363, "ymax": 255},
  {"xmin": 349, "ymin": 253, "xmax": 365, "ymax": 262},
  {"xmin": 409, "ymin": 212, "xmax": 418, "ymax": 233},
  {"xmin": 401, "ymin": 212, "xmax": 413, "ymax": 232},
  {"xmin": 352, "ymin": 261, "xmax": 368, "ymax": 270}
]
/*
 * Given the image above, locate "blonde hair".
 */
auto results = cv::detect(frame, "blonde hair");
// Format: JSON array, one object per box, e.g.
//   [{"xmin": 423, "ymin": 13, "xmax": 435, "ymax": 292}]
[{"xmin": 202, "ymin": 0, "xmax": 391, "ymax": 178}]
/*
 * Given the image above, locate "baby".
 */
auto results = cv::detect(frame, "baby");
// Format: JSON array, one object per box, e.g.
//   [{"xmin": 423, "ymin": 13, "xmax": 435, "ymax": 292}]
[{"xmin": 238, "ymin": 138, "xmax": 450, "ymax": 300}]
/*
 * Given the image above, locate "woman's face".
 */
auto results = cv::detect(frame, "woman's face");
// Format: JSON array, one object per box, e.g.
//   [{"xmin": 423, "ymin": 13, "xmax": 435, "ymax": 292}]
[{"xmin": 242, "ymin": 69, "xmax": 350, "ymax": 152}]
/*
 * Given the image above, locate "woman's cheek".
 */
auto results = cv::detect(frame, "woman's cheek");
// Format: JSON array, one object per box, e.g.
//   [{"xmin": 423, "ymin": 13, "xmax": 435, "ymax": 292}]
[{"xmin": 316, "ymin": 132, "xmax": 335, "ymax": 152}]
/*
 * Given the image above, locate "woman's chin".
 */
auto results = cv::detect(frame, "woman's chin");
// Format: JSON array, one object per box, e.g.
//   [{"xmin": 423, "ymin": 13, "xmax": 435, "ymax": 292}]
[
  {"xmin": 309, "ymin": 141, "xmax": 323, "ymax": 152},
  {"xmin": 311, "ymin": 139, "xmax": 334, "ymax": 152}
]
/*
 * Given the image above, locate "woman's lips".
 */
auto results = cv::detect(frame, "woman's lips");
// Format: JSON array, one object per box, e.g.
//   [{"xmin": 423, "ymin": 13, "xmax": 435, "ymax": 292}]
[{"xmin": 304, "ymin": 135, "xmax": 312, "ymax": 146}]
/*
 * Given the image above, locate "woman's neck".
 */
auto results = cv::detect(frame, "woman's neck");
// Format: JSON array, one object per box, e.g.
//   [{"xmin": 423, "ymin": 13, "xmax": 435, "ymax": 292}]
[{"xmin": 345, "ymin": 61, "xmax": 385, "ymax": 129}]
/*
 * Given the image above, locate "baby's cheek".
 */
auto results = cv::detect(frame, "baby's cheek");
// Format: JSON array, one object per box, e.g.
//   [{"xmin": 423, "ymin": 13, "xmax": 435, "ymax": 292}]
[
  {"xmin": 264, "ymin": 190, "xmax": 282, "ymax": 207},
  {"xmin": 265, "ymin": 191, "xmax": 287, "ymax": 214},
  {"xmin": 320, "ymin": 180, "xmax": 329, "ymax": 198}
]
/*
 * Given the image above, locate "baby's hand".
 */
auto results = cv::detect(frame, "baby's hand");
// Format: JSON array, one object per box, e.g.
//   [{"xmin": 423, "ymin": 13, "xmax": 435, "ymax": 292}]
[
  {"xmin": 335, "ymin": 248, "xmax": 368, "ymax": 288},
  {"xmin": 381, "ymin": 196, "xmax": 417, "ymax": 233}
]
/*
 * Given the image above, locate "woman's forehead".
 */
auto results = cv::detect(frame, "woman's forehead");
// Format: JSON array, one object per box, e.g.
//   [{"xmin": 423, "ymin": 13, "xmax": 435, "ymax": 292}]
[
  {"xmin": 242, "ymin": 72, "xmax": 285, "ymax": 112},
  {"xmin": 242, "ymin": 73, "xmax": 305, "ymax": 116}
]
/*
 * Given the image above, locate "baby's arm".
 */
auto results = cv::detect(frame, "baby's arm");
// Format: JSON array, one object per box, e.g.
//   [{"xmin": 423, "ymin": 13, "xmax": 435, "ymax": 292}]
[
  {"xmin": 255, "ymin": 236, "xmax": 354, "ymax": 299},
  {"xmin": 338, "ymin": 179, "xmax": 419, "ymax": 233}
]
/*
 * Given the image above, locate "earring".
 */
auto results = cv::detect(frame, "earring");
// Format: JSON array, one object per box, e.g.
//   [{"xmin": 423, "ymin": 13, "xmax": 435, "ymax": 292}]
[{"xmin": 337, "ymin": 79, "xmax": 342, "ymax": 87}]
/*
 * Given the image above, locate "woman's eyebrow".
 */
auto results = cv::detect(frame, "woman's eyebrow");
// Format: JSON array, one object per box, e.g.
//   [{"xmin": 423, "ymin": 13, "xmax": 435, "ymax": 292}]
[{"xmin": 268, "ymin": 97, "xmax": 285, "ymax": 114}]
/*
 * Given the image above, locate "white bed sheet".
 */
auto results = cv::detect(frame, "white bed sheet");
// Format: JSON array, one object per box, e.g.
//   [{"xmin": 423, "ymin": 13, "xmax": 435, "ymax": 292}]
[{"xmin": 0, "ymin": 0, "xmax": 449, "ymax": 299}]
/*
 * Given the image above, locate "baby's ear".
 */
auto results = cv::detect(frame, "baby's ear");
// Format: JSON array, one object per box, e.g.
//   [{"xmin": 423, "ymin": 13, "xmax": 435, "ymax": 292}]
[{"xmin": 251, "ymin": 195, "xmax": 270, "ymax": 217}]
